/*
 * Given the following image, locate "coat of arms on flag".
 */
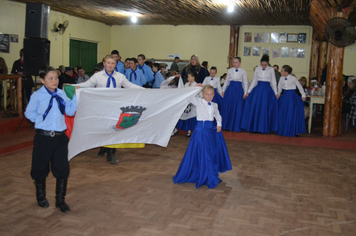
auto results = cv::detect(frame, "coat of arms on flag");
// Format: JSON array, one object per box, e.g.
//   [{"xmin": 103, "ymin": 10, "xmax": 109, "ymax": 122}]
[{"xmin": 113, "ymin": 105, "xmax": 147, "ymax": 131}]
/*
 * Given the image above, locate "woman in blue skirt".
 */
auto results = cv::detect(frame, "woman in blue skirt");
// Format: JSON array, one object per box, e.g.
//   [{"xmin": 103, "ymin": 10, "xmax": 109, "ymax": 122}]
[
  {"xmin": 202, "ymin": 66, "xmax": 223, "ymax": 113},
  {"xmin": 241, "ymin": 55, "xmax": 278, "ymax": 133},
  {"xmin": 277, "ymin": 65, "xmax": 306, "ymax": 136},
  {"xmin": 173, "ymin": 85, "xmax": 232, "ymax": 189},
  {"xmin": 221, "ymin": 57, "xmax": 248, "ymax": 132},
  {"xmin": 177, "ymin": 71, "xmax": 198, "ymax": 137}
]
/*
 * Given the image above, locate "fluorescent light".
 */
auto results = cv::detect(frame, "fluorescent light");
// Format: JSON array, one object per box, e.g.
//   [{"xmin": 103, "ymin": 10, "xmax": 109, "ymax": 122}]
[{"xmin": 131, "ymin": 15, "xmax": 137, "ymax": 23}]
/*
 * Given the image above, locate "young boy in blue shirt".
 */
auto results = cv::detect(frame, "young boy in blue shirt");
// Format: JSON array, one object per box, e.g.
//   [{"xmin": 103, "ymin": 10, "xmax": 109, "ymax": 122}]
[
  {"xmin": 137, "ymin": 54, "xmax": 154, "ymax": 87},
  {"xmin": 124, "ymin": 58, "xmax": 146, "ymax": 87},
  {"xmin": 25, "ymin": 66, "xmax": 77, "ymax": 213},
  {"xmin": 111, "ymin": 50, "xmax": 125, "ymax": 74}
]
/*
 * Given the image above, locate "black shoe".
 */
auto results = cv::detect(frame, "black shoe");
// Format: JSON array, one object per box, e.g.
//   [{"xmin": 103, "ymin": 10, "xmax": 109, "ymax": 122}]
[
  {"xmin": 55, "ymin": 179, "xmax": 70, "ymax": 213},
  {"xmin": 107, "ymin": 148, "xmax": 119, "ymax": 164},
  {"xmin": 34, "ymin": 179, "xmax": 49, "ymax": 208},
  {"xmin": 97, "ymin": 147, "xmax": 107, "ymax": 156}
]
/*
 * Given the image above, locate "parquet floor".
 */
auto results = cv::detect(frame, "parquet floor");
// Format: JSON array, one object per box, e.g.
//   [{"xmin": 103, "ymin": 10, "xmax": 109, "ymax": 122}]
[{"xmin": 0, "ymin": 135, "xmax": 356, "ymax": 236}]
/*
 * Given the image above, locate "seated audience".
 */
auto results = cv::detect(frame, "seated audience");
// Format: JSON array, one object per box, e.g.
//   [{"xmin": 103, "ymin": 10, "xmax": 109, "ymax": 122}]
[{"xmin": 76, "ymin": 67, "xmax": 90, "ymax": 83}]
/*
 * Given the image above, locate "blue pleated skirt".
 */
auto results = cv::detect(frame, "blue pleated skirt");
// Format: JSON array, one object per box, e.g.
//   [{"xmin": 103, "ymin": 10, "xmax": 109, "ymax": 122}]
[
  {"xmin": 241, "ymin": 81, "xmax": 278, "ymax": 133},
  {"xmin": 278, "ymin": 90, "xmax": 306, "ymax": 137},
  {"xmin": 212, "ymin": 88, "xmax": 223, "ymax": 113},
  {"xmin": 177, "ymin": 117, "xmax": 197, "ymax": 131},
  {"xmin": 221, "ymin": 81, "xmax": 245, "ymax": 132},
  {"xmin": 173, "ymin": 121, "xmax": 232, "ymax": 189}
]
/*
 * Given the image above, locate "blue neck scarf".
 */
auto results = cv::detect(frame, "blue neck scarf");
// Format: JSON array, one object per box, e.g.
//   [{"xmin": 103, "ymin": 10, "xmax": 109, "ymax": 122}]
[
  {"xmin": 130, "ymin": 69, "xmax": 137, "ymax": 82},
  {"xmin": 138, "ymin": 64, "xmax": 145, "ymax": 74},
  {"xmin": 43, "ymin": 87, "xmax": 66, "ymax": 121},
  {"xmin": 235, "ymin": 69, "xmax": 238, "ymax": 72},
  {"xmin": 105, "ymin": 70, "xmax": 116, "ymax": 88}
]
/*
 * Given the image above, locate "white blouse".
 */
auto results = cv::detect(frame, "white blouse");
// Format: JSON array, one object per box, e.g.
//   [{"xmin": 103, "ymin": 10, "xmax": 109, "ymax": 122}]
[
  {"xmin": 278, "ymin": 75, "xmax": 306, "ymax": 97},
  {"xmin": 184, "ymin": 81, "xmax": 197, "ymax": 88},
  {"xmin": 248, "ymin": 66, "xmax": 277, "ymax": 94},
  {"xmin": 76, "ymin": 70, "xmax": 143, "ymax": 89},
  {"xmin": 190, "ymin": 98, "xmax": 222, "ymax": 127},
  {"xmin": 223, "ymin": 67, "xmax": 248, "ymax": 94},
  {"xmin": 202, "ymin": 76, "xmax": 223, "ymax": 95}
]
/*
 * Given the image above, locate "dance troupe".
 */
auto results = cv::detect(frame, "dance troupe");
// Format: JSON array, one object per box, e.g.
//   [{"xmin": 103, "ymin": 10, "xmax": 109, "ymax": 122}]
[{"xmin": 25, "ymin": 54, "xmax": 305, "ymax": 213}]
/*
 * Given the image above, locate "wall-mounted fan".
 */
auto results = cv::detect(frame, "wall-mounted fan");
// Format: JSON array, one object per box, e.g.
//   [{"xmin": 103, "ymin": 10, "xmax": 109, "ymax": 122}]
[
  {"xmin": 51, "ymin": 20, "xmax": 69, "ymax": 35},
  {"xmin": 324, "ymin": 17, "xmax": 356, "ymax": 47}
]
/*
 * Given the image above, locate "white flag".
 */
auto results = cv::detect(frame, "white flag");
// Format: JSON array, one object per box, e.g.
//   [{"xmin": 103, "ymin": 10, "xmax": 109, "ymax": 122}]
[{"xmin": 68, "ymin": 87, "xmax": 201, "ymax": 160}]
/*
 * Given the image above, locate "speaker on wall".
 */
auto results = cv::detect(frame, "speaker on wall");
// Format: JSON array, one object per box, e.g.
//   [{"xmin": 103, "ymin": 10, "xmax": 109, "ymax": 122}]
[
  {"xmin": 23, "ymin": 38, "xmax": 51, "ymax": 76},
  {"xmin": 25, "ymin": 3, "xmax": 50, "ymax": 39}
]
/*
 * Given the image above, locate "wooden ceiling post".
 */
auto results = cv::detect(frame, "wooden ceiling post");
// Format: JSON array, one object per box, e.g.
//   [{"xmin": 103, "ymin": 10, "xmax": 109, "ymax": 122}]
[
  {"xmin": 317, "ymin": 41, "xmax": 328, "ymax": 85},
  {"xmin": 228, "ymin": 25, "xmax": 239, "ymax": 68},
  {"xmin": 309, "ymin": 38, "xmax": 320, "ymax": 84}
]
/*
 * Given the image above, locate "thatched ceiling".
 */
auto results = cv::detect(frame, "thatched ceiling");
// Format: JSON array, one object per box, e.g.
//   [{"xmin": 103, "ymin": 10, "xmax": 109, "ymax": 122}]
[{"xmin": 11, "ymin": 0, "xmax": 311, "ymax": 26}]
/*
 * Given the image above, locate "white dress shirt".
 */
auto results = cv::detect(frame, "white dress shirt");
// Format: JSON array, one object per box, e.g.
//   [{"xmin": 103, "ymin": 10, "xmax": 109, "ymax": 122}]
[
  {"xmin": 185, "ymin": 81, "xmax": 197, "ymax": 88},
  {"xmin": 248, "ymin": 66, "xmax": 277, "ymax": 94},
  {"xmin": 190, "ymin": 98, "xmax": 222, "ymax": 127},
  {"xmin": 76, "ymin": 70, "xmax": 143, "ymax": 89},
  {"xmin": 222, "ymin": 67, "xmax": 248, "ymax": 94},
  {"xmin": 202, "ymin": 76, "xmax": 223, "ymax": 95},
  {"xmin": 278, "ymin": 75, "xmax": 306, "ymax": 98}
]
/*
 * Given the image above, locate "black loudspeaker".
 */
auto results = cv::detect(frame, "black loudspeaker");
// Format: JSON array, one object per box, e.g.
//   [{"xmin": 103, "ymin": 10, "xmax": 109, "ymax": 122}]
[
  {"xmin": 24, "ymin": 38, "xmax": 51, "ymax": 76},
  {"xmin": 25, "ymin": 3, "xmax": 50, "ymax": 39}
]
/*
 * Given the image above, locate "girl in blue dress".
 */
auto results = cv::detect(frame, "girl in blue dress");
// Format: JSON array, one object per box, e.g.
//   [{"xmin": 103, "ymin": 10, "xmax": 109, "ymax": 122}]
[
  {"xmin": 202, "ymin": 67, "xmax": 223, "ymax": 113},
  {"xmin": 177, "ymin": 72, "xmax": 198, "ymax": 137},
  {"xmin": 173, "ymin": 85, "xmax": 232, "ymax": 189},
  {"xmin": 277, "ymin": 65, "xmax": 306, "ymax": 137},
  {"xmin": 221, "ymin": 57, "xmax": 248, "ymax": 132},
  {"xmin": 241, "ymin": 55, "xmax": 278, "ymax": 133}
]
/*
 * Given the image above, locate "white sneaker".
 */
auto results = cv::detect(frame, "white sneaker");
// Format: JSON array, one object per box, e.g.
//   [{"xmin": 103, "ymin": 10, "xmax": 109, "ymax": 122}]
[
  {"xmin": 186, "ymin": 130, "xmax": 191, "ymax": 137},
  {"xmin": 171, "ymin": 128, "xmax": 178, "ymax": 137}
]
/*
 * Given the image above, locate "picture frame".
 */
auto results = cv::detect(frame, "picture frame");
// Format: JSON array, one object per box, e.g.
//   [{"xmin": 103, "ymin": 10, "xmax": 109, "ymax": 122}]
[
  {"xmin": 244, "ymin": 46, "xmax": 251, "ymax": 56},
  {"xmin": 271, "ymin": 32, "xmax": 279, "ymax": 43},
  {"xmin": 252, "ymin": 46, "xmax": 261, "ymax": 56},
  {"xmin": 287, "ymin": 34, "xmax": 298, "ymax": 42},
  {"xmin": 254, "ymin": 33, "xmax": 262, "ymax": 43},
  {"xmin": 244, "ymin": 32, "xmax": 252, "ymax": 42},
  {"xmin": 290, "ymin": 47, "xmax": 297, "ymax": 58},
  {"xmin": 272, "ymin": 48, "xmax": 280, "ymax": 58},
  {"xmin": 279, "ymin": 32, "xmax": 287, "ymax": 43},
  {"xmin": 297, "ymin": 48, "xmax": 306, "ymax": 58},
  {"xmin": 262, "ymin": 33, "xmax": 270, "ymax": 43},
  {"xmin": 298, "ymin": 33, "xmax": 307, "ymax": 43},
  {"xmin": 10, "ymin": 34, "xmax": 18, "ymax": 43},
  {"xmin": 262, "ymin": 47, "xmax": 270, "ymax": 56},
  {"xmin": 0, "ymin": 33, "xmax": 10, "ymax": 53},
  {"xmin": 281, "ymin": 47, "xmax": 289, "ymax": 57}
]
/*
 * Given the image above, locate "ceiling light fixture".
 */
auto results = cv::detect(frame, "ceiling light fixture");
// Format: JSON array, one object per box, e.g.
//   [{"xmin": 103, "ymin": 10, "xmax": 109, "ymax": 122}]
[
  {"xmin": 227, "ymin": 4, "xmax": 234, "ymax": 13},
  {"xmin": 131, "ymin": 15, "xmax": 137, "ymax": 23}
]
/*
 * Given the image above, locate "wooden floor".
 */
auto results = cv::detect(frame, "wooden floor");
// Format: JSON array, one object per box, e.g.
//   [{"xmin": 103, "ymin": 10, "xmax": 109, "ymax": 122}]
[{"xmin": 0, "ymin": 135, "xmax": 356, "ymax": 236}]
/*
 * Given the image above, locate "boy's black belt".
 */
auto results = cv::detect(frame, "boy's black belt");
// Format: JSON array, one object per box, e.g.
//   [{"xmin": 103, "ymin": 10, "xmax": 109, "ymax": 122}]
[{"xmin": 36, "ymin": 129, "xmax": 64, "ymax": 137}]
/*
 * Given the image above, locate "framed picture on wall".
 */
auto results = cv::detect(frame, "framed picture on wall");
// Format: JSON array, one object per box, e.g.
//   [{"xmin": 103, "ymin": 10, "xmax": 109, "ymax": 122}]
[
  {"xmin": 252, "ymin": 46, "xmax": 261, "ymax": 56},
  {"xmin": 262, "ymin": 33, "xmax": 270, "ymax": 43},
  {"xmin": 271, "ymin": 32, "xmax": 279, "ymax": 43},
  {"xmin": 0, "ymin": 33, "xmax": 10, "ymax": 53},
  {"xmin": 298, "ymin": 33, "xmax": 307, "ymax": 43},
  {"xmin": 287, "ymin": 34, "xmax": 298, "ymax": 42},
  {"xmin": 244, "ymin": 32, "xmax": 252, "ymax": 42},
  {"xmin": 254, "ymin": 33, "xmax": 262, "ymax": 43},
  {"xmin": 263, "ymin": 47, "xmax": 270, "ymax": 56},
  {"xmin": 244, "ymin": 46, "xmax": 251, "ymax": 56},
  {"xmin": 10, "ymin": 34, "xmax": 18, "ymax": 43},
  {"xmin": 279, "ymin": 32, "xmax": 287, "ymax": 43},
  {"xmin": 290, "ymin": 48, "xmax": 297, "ymax": 57},
  {"xmin": 281, "ymin": 47, "xmax": 289, "ymax": 57},
  {"xmin": 297, "ymin": 48, "xmax": 306, "ymax": 58},
  {"xmin": 272, "ymin": 48, "xmax": 280, "ymax": 58}
]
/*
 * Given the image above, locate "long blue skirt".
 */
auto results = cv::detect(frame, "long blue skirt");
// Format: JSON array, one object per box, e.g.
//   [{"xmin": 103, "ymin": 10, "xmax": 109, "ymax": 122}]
[
  {"xmin": 278, "ymin": 90, "xmax": 306, "ymax": 137},
  {"xmin": 221, "ymin": 81, "xmax": 245, "ymax": 132},
  {"xmin": 241, "ymin": 81, "xmax": 278, "ymax": 133},
  {"xmin": 173, "ymin": 121, "xmax": 232, "ymax": 189},
  {"xmin": 213, "ymin": 88, "xmax": 223, "ymax": 113},
  {"xmin": 177, "ymin": 117, "xmax": 197, "ymax": 131}
]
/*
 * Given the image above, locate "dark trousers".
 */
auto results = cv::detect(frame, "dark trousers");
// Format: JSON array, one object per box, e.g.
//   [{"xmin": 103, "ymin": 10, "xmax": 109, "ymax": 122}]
[{"xmin": 31, "ymin": 132, "xmax": 70, "ymax": 180}]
